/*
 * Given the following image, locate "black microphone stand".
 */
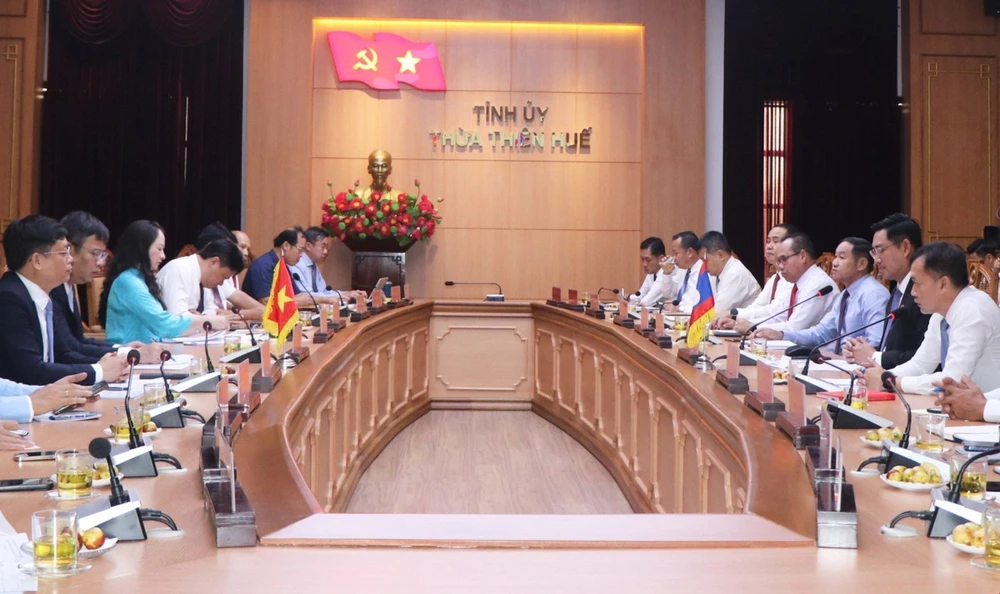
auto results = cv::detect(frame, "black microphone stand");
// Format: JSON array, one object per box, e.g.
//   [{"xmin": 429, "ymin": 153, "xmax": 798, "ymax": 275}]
[{"xmin": 202, "ymin": 321, "xmax": 215, "ymax": 373}]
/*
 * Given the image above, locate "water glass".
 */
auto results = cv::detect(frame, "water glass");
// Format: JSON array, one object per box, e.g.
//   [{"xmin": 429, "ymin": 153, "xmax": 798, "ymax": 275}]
[
  {"xmin": 915, "ymin": 412, "xmax": 947, "ymax": 452},
  {"xmin": 223, "ymin": 334, "xmax": 242, "ymax": 355},
  {"xmin": 983, "ymin": 500, "xmax": 1000, "ymax": 568},
  {"xmin": 750, "ymin": 337, "xmax": 767, "ymax": 357},
  {"xmin": 848, "ymin": 382, "xmax": 868, "ymax": 410},
  {"xmin": 951, "ymin": 453, "xmax": 987, "ymax": 500},
  {"xmin": 143, "ymin": 383, "xmax": 167, "ymax": 408},
  {"xmin": 55, "ymin": 449, "xmax": 93, "ymax": 499},
  {"xmin": 32, "ymin": 510, "xmax": 78, "ymax": 575}
]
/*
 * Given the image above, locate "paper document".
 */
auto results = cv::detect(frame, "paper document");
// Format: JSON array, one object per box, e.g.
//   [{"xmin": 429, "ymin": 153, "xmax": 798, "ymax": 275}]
[
  {"xmin": 162, "ymin": 331, "xmax": 226, "ymax": 345},
  {"xmin": 105, "ymin": 378, "xmax": 165, "ymax": 400},
  {"xmin": 944, "ymin": 425, "xmax": 1000, "ymax": 441},
  {"xmin": 0, "ymin": 531, "xmax": 35, "ymax": 592},
  {"xmin": 134, "ymin": 353, "xmax": 194, "ymax": 372}
]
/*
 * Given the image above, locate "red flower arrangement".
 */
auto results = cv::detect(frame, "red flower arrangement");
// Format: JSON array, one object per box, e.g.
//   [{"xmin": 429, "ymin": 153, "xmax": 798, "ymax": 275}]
[{"xmin": 322, "ymin": 178, "xmax": 444, "ymax": 247}]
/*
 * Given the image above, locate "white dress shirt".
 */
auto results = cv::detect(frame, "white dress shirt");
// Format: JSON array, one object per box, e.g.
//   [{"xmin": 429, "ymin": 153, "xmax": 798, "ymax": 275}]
[
  {"xmin": 751, "ymin": 273, "xmax": 793, "ymax": 309},
  {"xmin": 740, "ymin": 264, "xmax": 839, "ymax": 332},
  {"xmin": 871, "ymin": 272, "xmax": 911, "ymax": 366},
  {"xmin": 888, "ymin": 288, "xmax": 1000, "ymax": 418},
  {"xmin": 632, "ymin": 271, "xmax": 667, "ymax": 308},
  {"xmin": 671, "ymin": 259, "xmax": 705, "ymax": 314},
  {"xmin": 157, "ymin": 255, "xmax": 235, "ymax": 316},
  {"xmin": 18, "ymin": 274, "xmax": 102, "ymax": 381},
  {"xmin": 711, "ymin": 257, "xmax": 762, "ymax": 315}
]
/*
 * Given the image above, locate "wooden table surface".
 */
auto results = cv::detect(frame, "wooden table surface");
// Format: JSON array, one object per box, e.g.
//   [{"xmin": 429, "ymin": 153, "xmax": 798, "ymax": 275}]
[{"xmin": 1, "ymin": 301, "xmax": 999, "ymax": 592}]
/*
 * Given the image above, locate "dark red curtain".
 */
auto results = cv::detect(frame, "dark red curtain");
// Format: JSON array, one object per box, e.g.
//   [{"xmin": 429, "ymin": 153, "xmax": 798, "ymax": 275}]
[{"xmin": 41, "ymin": 0, "xmax": 243, "ymax": 258}]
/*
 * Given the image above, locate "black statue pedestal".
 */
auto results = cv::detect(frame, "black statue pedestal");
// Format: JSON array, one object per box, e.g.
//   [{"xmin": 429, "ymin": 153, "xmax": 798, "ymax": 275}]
[{"xmin": 343, "ymin": 237, "xmax": 415, "ymax": 294}]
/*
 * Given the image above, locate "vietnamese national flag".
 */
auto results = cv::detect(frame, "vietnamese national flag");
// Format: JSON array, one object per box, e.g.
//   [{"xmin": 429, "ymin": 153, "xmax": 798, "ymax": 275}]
[
  {"xmin": 327, "ymin": 31, "xmax": 447, "ymax": 91},
  {"xmin": 262, "ymin": 257, "xmax": 299, "ymax": 351},
  {"xmin": 686, "ymin": 260, "xmax": 716, "ymax": 348}
]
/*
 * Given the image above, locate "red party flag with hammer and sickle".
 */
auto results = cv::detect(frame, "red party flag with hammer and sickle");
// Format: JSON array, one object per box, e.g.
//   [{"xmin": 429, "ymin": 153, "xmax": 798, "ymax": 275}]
[
  {"xmin": 262, "ymin": 257, "xmax": 299, "ymax": 351},
  {"xmin": 327, "ymin": 31, "xmax": 447, "ymax": 91}
]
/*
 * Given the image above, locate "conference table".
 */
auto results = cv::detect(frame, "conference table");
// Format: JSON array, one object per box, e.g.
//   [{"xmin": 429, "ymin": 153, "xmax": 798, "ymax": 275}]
[{"xmin": 1, "ymin": 300, "xmax": 998, "ymax": 591}]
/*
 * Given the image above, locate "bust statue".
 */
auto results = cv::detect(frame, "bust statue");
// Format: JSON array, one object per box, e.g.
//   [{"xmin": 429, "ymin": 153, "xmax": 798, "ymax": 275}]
[{"xmin": 360, "ymin": 149, "xmax": 398, "ymax": 200}]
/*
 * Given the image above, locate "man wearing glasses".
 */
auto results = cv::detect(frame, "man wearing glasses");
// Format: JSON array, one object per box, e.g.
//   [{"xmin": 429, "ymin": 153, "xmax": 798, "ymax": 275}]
[
  {"xmin": 843, "ymin": 213, "xmax": 930, "ymax": 369},
  {"xmin": 0, "ymin": 215, "xmax": 126, "ymax": 385},
  {"xmin": 243, "ymin": 226, "xmax": 342, "ymax": 308}
]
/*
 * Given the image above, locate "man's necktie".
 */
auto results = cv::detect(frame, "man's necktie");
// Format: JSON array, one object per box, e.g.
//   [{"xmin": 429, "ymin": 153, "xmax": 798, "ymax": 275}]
[
  {"xmin": 311, "ymin": 264, "xmax": 319, "ymax": 292},
  {"xmin": 786, "ymin": 284, "xmax": 799, "ymax": 317},
  {"xmin": 940, "ymin": 318, "xmax": 950, "ymax": 366},
  {"xmin": 770, "ymin": 276, "xmax": 779, "ymax": 301},
  {"xmin": 44, "ymin": 300, "xmax": 54, "ymax": 363},
  {"xmin": 676, "ymin": 268, "xmax": 692, "ymax": 302},
  {"xmin": 883, "ymin": 286, "xmax": 902, "ymax": 338},
  {"xmin": 834, "ymin": 290, "xmax": 850, "ymax": 355}
]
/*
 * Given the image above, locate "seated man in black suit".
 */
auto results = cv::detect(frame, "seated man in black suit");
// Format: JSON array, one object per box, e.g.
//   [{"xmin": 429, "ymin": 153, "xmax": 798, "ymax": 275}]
[
  {"xmin": 843, "ymin": 213, "xmax": 931, "ymax": 369},
  {"xmin": 0, "ymin": 215, "xmax": 127, "ymax": 385},
  {"xmin": 50, "ymin": 211, "xmax": 156, "ymax": 365}
]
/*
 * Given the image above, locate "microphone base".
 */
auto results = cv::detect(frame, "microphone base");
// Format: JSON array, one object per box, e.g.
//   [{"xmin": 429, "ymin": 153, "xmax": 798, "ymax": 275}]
[
  {"xmin": 775, "ymin": 412, "xmax": 820, "ymax": 449},
  {"xmin": 744, "ymin": 391, "xmax": 786, "ymax": 421},
  {"xmin": 584, "ymin": 309, "xmax": 606, "ymax": 320},
  {"xmin": 287, "ymin": 347, "xmax": 310, "ymax": 364},
  {"xmin": 647, "ymin": 332, "xmax": 672, "ymax": 349},
  {"xmin": 76, "ymin": 489, "xmax": 146, "ymax": 542},
  {"xmin": 312, "ymin": 331, "xmax": 330, "ymax": 344},
  {"xmin": 251, "ymin": 363, "xmax": 283, "ymax": 393},
  {"xmin": 111, "ymin": 444, "xmax": 158, "ymax": 478},
  {"xmin": 350, "ymin": 310, "xmax": 372, "ymax": 323},
  {"xmin": 172, "ymin": 372, "xmax": 222, "ymax": 394},
  {"xmin": 826, "ymin": 400, "xmax": 893, "ymax": 430},
  {"xmin": 715, "ymin": 371, "xmax": 749, "ymax": 395},
  {"xmin": 928, "ymin": 500, "xmax": 987, "ymax": 538},
  {"xmin": 147, "ymin": 401, "xmax": 185, "ymax": 429},
  {"xmin": 612, "ymin": 315, "xmax": 634, "ymax": 329},
  {"xmin": 556, "ymin": 301, "xmax": 585, "ymax": 312},
  {"xmin": 485, "ymin": 294, "xmax": 505, "ymax": 302}
]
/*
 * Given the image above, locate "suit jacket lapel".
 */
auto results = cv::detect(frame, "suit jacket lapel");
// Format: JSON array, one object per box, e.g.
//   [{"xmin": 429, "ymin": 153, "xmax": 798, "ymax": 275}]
[{"xmin": 8, "ymin": 274, "xmax": 43, "ymax": 349}]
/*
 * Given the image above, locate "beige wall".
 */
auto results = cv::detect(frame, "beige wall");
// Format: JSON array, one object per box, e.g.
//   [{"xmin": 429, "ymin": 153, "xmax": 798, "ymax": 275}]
[
  {"xmin": 246, "ymin": 0, "xmax": 707, "ymax": 299},
  {"xmin": 905, "ymin": 0, "xmax": 1000, "ymax": 244},
  {"xmin": 0, "ymin": 0, "xmax": 43, "ymax": 259}
]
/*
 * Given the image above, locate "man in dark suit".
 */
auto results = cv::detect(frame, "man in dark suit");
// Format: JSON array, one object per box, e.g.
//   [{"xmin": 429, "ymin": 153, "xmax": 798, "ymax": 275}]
[
  {"xmin": 844, "ymin": 213, "xmax": 931, "ymax": 368},
  {"xmin": 0, "ymin": 215, "xmax": 127, "ymax": 385}
]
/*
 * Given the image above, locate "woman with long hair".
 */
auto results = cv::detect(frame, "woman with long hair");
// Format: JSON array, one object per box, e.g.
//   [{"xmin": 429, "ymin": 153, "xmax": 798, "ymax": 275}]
[{"xmin": 99, "ymin": 220, "xmax": 227, "ymax": 344}]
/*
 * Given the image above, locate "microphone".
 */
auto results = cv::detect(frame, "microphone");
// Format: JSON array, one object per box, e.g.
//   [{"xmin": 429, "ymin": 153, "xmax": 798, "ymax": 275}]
[
  {"xmin": 325, "ymin": 285, "xmax": 346, "ymax": 307},
  {"xmin": 800, "ymin": 309, "xmax": 901, "ymax": 376},
  {"xmin": 740, "ymin": 285, "xmax": 835, "ymax": 348},
  {"xmin": 948, "ymin": 446, "xmax": 1000, "ymax": 503},
  {"xmin": 123, "ymin": 349, "xmax": 142, "ymax": 449},
  {"xmin": 291, "ymin": 272, "xmax": 321, "ymax": 312},
  {"xmin": 159, "ymin": 350, "xmax": 176, "ymax": 404},
  {"xmin": 885, "ymin": 376, "xmax": 914, "ymax": 450},
  {"xmin": 597, "ymin": 287, "xmax": 620, "ymax": 299},
  {"xmin": 444, "ymin": 281, "xmax": 504, "ymax": 302},
  {"xmin": 202, "ymin": 321, "xmax": 215, "ymax": 374},
  {"xmin": 156, "ymin": 349, "xmax": 205, "ymax": 425},
  {"xmin": 89, "ymin": 437, "xmax": 128, "ymax": 506},
  {"xmin": 230, "ymin": 307, "xmax": 257, "ymax": 347}
]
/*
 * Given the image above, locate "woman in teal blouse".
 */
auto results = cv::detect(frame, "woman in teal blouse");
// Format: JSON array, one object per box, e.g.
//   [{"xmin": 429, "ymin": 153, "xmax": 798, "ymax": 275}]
[{"xmin": 99, "ymin": 220, "xmax": 227, "ymax": 344}]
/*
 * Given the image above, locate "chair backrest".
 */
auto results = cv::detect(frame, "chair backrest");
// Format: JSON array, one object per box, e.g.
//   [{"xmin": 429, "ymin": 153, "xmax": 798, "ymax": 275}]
[
  {"xmin": 177, "ymin": 244, "xmax": 197, "ymax": 258},
  {"xmin": 968, "ymin": 258, "xmax": 998, "ymax": 302},
  {"xmin": 815, "ymin": 252, "xmax": 835, "ymax": 277}
]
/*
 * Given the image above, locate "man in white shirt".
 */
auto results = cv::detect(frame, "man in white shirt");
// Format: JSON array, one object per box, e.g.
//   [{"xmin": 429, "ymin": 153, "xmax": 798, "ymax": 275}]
[
  {"xmin": 629, "ymin": 237, "xmax": 673, "ymax": 308},
  {"xmin": 697, "ymin": 231, "xmax": 761, "ymax": 315},
  {"xmin": 867, "ymin": 243, "xmax": 1000, "ymax": 412},
  {"xmin": 734, "ymin": 233, "xmax": 839, "ymax": 333},
  {"xmin": 663, "ymin": 231, "xmax": 704, "ymax": 314},
  {"xmin": 714, "ymin": 224, "xmax": 796, "ymax": 331},
  {"xmin": 291, "ymin": 227, "xmax": 364, "ymax": 303},
  {"xmin": 157, "ymin": 239, "xmax": 263, "ymax": 318}
]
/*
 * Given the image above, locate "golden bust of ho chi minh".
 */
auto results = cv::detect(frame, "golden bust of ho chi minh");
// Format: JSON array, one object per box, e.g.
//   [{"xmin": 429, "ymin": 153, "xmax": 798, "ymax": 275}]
[{"xmin": 359, "ymin": 149, "xmax": 400, "ymax": 200}]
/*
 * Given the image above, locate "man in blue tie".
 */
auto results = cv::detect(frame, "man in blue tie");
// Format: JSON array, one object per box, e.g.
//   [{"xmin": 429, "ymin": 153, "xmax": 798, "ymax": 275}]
[
  {"xmin": 290, "ymin": 227, "xmax": 364, "ymax": 303},
  {"xmin": 867, "ymin": 242, "xmax": 1000, "ymax": 396},
  {"xmin": 0, "ymin": 216, "xmax": 126, "ymax": 385},
  {"xmin": 753, "ymin": 238, "xmax": 888, "ymax": 354}
]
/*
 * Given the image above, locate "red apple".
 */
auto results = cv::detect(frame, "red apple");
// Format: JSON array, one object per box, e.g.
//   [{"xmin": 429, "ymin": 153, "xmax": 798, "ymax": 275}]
[{"xmin": 80, "ymin": 527, "xmax": 105, "ymax": 550}]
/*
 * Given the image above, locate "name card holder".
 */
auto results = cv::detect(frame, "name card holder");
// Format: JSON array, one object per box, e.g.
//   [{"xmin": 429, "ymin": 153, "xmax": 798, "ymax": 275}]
[
  {"xmin": 775, "ymin": 375, "xmax": 819, "ymax": 448},
  {"xmin": 715, "ymin": 342, "xmax": 749, "ymax": 394},
  {"xmin": 561, "ymin": 289, "xmax": 585, "ymax": 312},
  {"xmin": 647, "ymin": 313, "xmax": 673, "ymax": 348},
  {"xmin": 634, "ymin": 307, "xmax": 654, "ymax": 337},
  {"xmin": 744, "ymin": 360, "xmax": 786, "ymax": 421},
  {"xmin": 312, "ymin": 306, "xmax": 331, "ymax": 344},
  {"xmin": 584, "ymin": 291, "xmax": 606, "ymax": 319},
  {"xmin": 350, "ymin": 296, "xmax": 372, "ymax": 322},
  {"xmin": 386, "ymin": 285, "xmax": 403, "ymax": 309},
  {"xmin": 546, "ymin": 287, "xmax": 562, "ymax": 306},
  {"xmin": 370, "ymin": 290, "xmax": 386, "ymax": 315},
  {"xmin": 401, "ymin": 283, "xmax": 412, "ymax": 305},
  {"xmin": 613, "ymin": 297, "xmax": 634, "ymax": 329},
  {"xmin": 287, "ymin": 325, "xmax": 310, "ymax": 364},
  {"xmin": 251, "ymin": 339, "xmax": 282, "ymax": 393},
  {"xmin": 235, "ymin": 361, "xmax": 261, "ymax": 416}
]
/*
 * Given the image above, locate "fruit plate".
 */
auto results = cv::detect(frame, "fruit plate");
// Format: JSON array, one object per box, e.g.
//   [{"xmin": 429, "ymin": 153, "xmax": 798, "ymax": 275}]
[
  {"xmin": 879, "ymin": 474, "xmax": 947, "ymax": 491},
  {"xmin": 103, "ymin": 427, "xmax": 161, "ymax": 443},
  {"xmin": 861, "ymin": 436, "xmax": 902, "ymax": 449},
  {"xmin": 947, "ymin": 535, "xmax": 985, "ymax": 555},
  {"xmin": 22, "ymin": 537, "xmax": 117, "ymax": 559}
]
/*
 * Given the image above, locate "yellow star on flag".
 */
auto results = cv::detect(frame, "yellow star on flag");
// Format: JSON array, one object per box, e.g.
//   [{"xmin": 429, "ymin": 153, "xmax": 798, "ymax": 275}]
[
  {"xmin": 277, "ymin": 287, "xmax": 293, "ymax": 311},
  {"xmin": 397, "ymin": 50, "xmax": 421, "ymax": 74}
]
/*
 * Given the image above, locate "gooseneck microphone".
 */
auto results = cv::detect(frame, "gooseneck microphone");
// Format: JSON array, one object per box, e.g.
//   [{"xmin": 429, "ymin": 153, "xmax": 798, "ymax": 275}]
[
  {"xmin": 597, "ymin": 287, "xmax": 620, "ymax": 299},
  {"xmin": 885, "ymin": 376, "xmax": 914, "ymax": 450},
  {"xmin": 800, "ymin": 309, "xmax": 901, "ymax": 375},
  {"xmin": 159, "ymin": 350, "xmax": 176, "ymax": 403},
  {"xmin": 123, "ymin": 349, "xmax": 142, "ymax": 449},
  {"xmin": 445, "ymin": 280, "xmax": 503, "ymax": 294},
  {"xmin": 89, "ymin": 437, "xmax": 128, "ymax": 506},
  {"xmin": 740, "ymin": 285, "xmax": 835, "ymax": 347},
  {"xmin": 291, "ymin": 272, "xmax": 321, "ymax": 312},
  {"xmin": 949, "ymin": 446, "xmax": 1000, "ymax": 503},
  {"xmin": 202, "ymin": 321, "xmax": 215, "ymax": 373},
  {"xmin": 230, "ymin": 307, "xmax": 257, "ymax": 347}
]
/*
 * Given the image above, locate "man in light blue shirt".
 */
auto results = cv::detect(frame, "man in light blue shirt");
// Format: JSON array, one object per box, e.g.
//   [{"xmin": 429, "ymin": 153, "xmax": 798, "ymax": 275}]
[
  {"xmin": 291, "ymin": 227, "xmax": 365, "ymax": 303},
  {"xmin": 0, "ymin": 372, "xmax": 90, "ymax": 423},
  {"xmin": 755, "ymin": 237, "xmax": 889, "ymax": 354}
]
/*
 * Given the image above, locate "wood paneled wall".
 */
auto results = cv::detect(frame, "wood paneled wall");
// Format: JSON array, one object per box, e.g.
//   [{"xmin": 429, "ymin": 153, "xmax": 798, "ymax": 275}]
[
  {"xmin": 905, "ymin": 0, "xmax": 1000, "ymax": 244},
  {"xmin": 246, "ymin": 1, "xmax": 706, "ymax": 299},
  {"xmin": 0, "ymin": 0, "xmax": 43, "ymax": 255}
]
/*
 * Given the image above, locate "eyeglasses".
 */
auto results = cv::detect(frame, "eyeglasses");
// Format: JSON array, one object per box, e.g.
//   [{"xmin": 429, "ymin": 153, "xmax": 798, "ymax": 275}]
[
  {"xmin": 870, "ymin": 242, "xmax": 899, "ymax": 257},
  {"xmin": 88, "ymin": 248, "xmax": 108, "ymax": 262},
  {"xmin": 41, "ymin": 247, "xmax": 73, "ymax": 259},
  {"xmin": 775, "ymin": 250, "xmax": 802, "ymax": 265},
  {"xmin": 292, "ymin": 244, "xmax": 306, "ymax": 252}
]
